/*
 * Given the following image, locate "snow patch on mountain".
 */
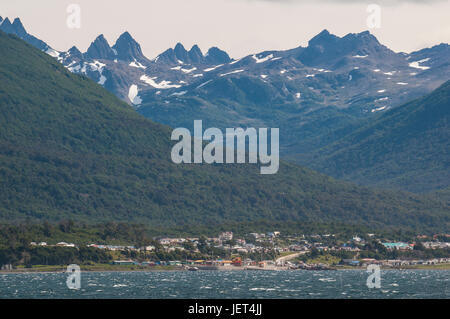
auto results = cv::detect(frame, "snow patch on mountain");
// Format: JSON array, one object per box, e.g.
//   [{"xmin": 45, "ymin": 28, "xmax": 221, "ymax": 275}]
[
  {"xmin": 140, "ymin": 75, "xmax": 181, "ymax": 89},
  {"xmin": 68, "ymin": 64, "xmax": 81, "ymax": 73},
  {"xmin": 181, "ymin": 67, "xmax": 197, "ymax": 74},
  {"xmin": 252, "ymin": 54, "xmax": 273, "ymax": 64},
  {"xmin": 82, "ymin": 60, "xmax": 107, "ymax": 85},
  {"xmin": 128, "ymin": 85, "xmax": 142, "ymax": 105},
  {"xmin": 129, "ymin": 60, "xmax": 146, "ymax": 69},
  {"xmin": 89, "ymin": 60, "xmax": 106, "ymax": 71},
  {"xmin": 220, "ymin": 69, "xmax": 244, "ymax": 77},
  {"xmin": 197, "ymin": 80, "xmax": 212, "ymax": 89},
  {"xmin": 98, "ymin": 75, "xmax": 107, "ymax": 85},
  {"xmin": 204, "ymin": 64, "xmax": 224, "ymax": 72},
  {"xmin": 170, "ymin": 91, "xmax": 187, "ymax": 97},
  {"xmin": 229, "ymin": 58, "xmax": 242, "ymax": 65},
  {"xmin": 371, "ymin": 106, "xmax": 387, "ymax": 112},
  {"xmin": 409, "ymin": 58, "xmax": 430, "ymax": 70},
  {"xmin": 46, "ymin": 48, "xmax": 60, "ymax": 58}
]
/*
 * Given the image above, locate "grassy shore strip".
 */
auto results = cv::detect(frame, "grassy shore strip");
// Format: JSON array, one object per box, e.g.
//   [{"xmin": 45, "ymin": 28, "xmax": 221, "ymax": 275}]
[{"xmin": 0, "ymin": 264, "xmax": 182, "ymax": 273}]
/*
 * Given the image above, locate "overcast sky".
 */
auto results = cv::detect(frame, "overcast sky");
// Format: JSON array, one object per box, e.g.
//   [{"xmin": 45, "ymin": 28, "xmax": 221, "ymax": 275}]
[{"xmin": 1, "ymin": 0, "xmax": 449, "ymax": 59}]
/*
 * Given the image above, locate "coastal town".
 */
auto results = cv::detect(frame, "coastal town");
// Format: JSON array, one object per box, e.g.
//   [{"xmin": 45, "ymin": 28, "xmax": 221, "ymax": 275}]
[{"xmin": 4, "ymin": 231, "xmax": 448, "ymax": 272}]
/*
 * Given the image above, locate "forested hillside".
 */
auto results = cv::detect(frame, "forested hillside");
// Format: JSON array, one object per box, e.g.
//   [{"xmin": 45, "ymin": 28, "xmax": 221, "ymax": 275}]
[{"xmin": 0, "ymin": 31, "xmax": 448, "ymax": 231}]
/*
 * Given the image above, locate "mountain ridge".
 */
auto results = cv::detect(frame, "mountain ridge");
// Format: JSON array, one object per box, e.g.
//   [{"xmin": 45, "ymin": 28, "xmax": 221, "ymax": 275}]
[
  {"xmin": 0, "ymin": 30, "xmax": 448, "ymax": 231},
  {"xmin": 1, "ymin": 16, "xmax": 449, "ymax": 193}
]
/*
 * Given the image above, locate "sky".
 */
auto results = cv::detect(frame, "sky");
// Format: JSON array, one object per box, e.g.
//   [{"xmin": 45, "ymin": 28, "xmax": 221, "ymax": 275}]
[{"xmin": 0, "ymin": 0, "xmax": 449, "ymax": 59}]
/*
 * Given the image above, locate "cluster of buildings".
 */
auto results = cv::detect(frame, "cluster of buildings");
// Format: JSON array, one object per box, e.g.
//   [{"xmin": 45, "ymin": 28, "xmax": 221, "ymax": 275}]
[
  {"xmin": 87, "ymin": 244, "xmax": 137, "ymax": 251},
  {"xmin": 156, "ymin": 232, "xmax": 277, "ymax": 254},
  {"xmin": 342, "ymin": 257, "xmax": 450, "ymax": 267},
  {"xmin": 30, "ymin": 241, "xmax": 76, "ymax": 248},
  {"xmin": 24, "ymin": 231, "xmax": 450, "ymax": 268},
  {"xmin": 422, "ymin": 241, "xmax": 450, "ymax": 249}
]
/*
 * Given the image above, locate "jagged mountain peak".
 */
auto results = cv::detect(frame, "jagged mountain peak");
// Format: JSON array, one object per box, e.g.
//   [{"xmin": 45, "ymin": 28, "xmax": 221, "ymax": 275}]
[
  {"xmin": 11, "ymin": 18, "xmax": 27, "ymax": 37},
  {"xmin": 67, "ymin": 45, "xmax": 83, "ymax": 59},
  {"xmin": 174, "ymin": 42, "xmax": 189, "ymax": 62},
  {"xmin": 0, "ymin": 17, "xmax": 26, "ymax": 36},
  {"xmin": 92, "ymin": 34, "xmax": 111, "ymax": 46},
  {"xmin": 69, "ymin": 45, "xmax": 81, "ymax": 54},
  {"xmin": 112, "ymin": 31, "xmax": 148, "ymax": 63},
  {"xmin": 157, "ymin": 47, "xmax": 175, "ymax": 62},
  {"xmin": 190, "ymin": 44, "xmax": 202, "ymax": 53},
  {"xmin": 86, "ymin": 34, "xmax": 116, "ymax": 60},
  {"xmin": 174, "ymin": 42, "xmax": 186, "ymax": 51},
  {"xmin": 299, "ymin": 29, "xmax": 391, "ymax": 66},
  {"xmin": 157, "ymin": 43, "xmax": 196, "ymax": 64},
  {"xmin": 188, "ymin": 44, "xmax": 203, "ymax": 63},
  {"xmin": 0, "ymin": 16, "xmax": 49, "ymax": 51},
  {"xmin": 154, "ymin": 42, "xmax": 231, "ymax": 65},
  {"xmin": 308, "ymin": 29, "xmax": 338, "ymax": 46},
  {"xmin": 308, "ymin": 29, "xmax": 380, "ymax": 49},
  {"xmin": 342, "ymin": 30, "xmax": 380, "ymax": 46},
  {"xmin": 114, "ymin": 31, "xmax": 140, "ymax": 49},
  {"xmin": 205, "ymin": 46, "xmax": 231, "ymax": 64},
  {"xmin": 0, "ymin": 17, "xmax": 13, "ymax": 31},
  {"xmin": 12, "ymin": 17, "xmax": 24, "ymax": 27},
  {"xmin": 117, "ymin": 31, "xmax": 133, "ymax": 41},
  {"xmin": 90, "ymin": 34, "xmax": 110, "ymax": 47}
]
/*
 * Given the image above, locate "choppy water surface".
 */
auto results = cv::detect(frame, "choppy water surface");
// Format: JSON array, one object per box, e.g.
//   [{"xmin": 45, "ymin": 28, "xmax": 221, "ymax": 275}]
[{"xmin": 1, "ymin": 270, "xmax": 449, "ymax": 298}]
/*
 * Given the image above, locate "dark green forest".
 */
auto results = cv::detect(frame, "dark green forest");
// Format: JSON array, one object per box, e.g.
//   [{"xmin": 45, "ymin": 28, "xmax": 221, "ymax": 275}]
[
  {"xmin": 0, "ymin": 31, "xmax": 449, "ymax": 232},
  {"xmin": 303, "ymin": 80, "xmax": 450, "ymax": 193}
]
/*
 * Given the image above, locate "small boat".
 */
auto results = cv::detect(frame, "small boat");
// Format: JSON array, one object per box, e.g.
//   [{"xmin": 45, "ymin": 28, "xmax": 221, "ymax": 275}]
[{"xmin": 187, "ymin": 266, "xmax": 199, "ymax": 271}]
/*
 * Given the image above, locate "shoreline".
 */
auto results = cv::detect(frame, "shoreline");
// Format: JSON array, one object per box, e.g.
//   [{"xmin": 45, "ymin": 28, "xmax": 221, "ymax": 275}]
[{"xmin": 2, "ymin": 263, "xmax": 450, "ymax": 274}]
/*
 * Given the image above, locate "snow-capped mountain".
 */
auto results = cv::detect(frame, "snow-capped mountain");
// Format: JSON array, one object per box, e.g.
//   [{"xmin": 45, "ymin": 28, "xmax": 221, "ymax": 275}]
[
  {"xmin": 2, "ymin": 16, "xmax": 449, "ymax": 158},
  {"xmin": 85, "ymin": 34, "xmax": 117, "ymax": 61},
  {"xmin": 3, "ymin": 16, "xmax": 447, "ymax": 112},
  {"xmin": 156, "ymin": 43, "xmax": 231, "ymax": 65}
]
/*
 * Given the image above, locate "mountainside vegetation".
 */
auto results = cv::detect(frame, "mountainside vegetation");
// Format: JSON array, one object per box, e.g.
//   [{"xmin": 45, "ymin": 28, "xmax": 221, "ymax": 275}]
[
  {"xmin": 0, "ymin": 31, "xmax": 449, "ymax": 231},
  {"xmin": 302, "ymin": 81, "xmax": 450, "ymax": 193},
  {"xmin": 2, "ymin": 17, "xmax": 449, "ymax": 194}
]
